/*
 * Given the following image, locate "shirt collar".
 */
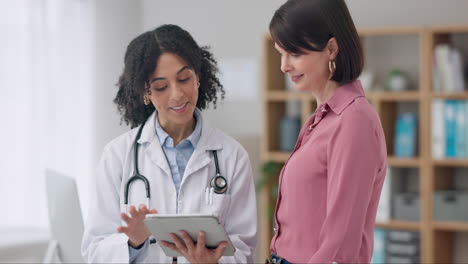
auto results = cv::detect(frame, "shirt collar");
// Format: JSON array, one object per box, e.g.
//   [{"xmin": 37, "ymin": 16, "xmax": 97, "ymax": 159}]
[
  {"xmin": 154, "ymin": 108, "xmax": 202, "ymax": 148},
  {"xmin": 321, "ymin": 80, "xmax": 366, "ymax": 115}
]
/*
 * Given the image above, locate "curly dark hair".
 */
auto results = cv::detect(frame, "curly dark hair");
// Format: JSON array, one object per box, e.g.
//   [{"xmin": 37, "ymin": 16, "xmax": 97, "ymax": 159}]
[{"xmin": 114, "ymin": 24, "xmax": 225, "ymax": 128}]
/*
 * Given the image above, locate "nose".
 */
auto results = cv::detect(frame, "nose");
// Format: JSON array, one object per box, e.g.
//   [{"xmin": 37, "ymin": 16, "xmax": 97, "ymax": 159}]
[
  {"xmin": 280, "ymin": 55, "xmax": 292, "ymax": 73},
  {"xmin": 170, "ymin": 83, "xmax": 185, "ymax": 101}
]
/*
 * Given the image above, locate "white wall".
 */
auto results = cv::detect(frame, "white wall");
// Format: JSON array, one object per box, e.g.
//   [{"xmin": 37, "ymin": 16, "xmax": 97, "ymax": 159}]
[
  {"xmin": 348, "ymin": 0, "xmax": 468, "ymax": 27},
  {"xmin": 92, "ymin": 0, "xmax": 142, "ymax": 163}
]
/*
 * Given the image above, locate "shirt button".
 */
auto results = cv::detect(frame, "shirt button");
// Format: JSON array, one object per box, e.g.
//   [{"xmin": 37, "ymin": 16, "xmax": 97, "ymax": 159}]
[
  {"xmin": 331, "ymin": 262, "xmax": 338, "ymax": 264},
  {"xmin": 321, "ymin": 108, "xmax": 328, "ymax": 113},
  {"xmin": 308, "ymin": 125, "xmax": 313, "ymax": 131}
]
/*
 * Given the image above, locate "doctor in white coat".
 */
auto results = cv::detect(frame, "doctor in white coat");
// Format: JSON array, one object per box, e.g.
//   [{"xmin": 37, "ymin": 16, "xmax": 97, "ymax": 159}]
[{"xmin": 81, "ymin": 24, "xmax": 257, "ymax": 264}]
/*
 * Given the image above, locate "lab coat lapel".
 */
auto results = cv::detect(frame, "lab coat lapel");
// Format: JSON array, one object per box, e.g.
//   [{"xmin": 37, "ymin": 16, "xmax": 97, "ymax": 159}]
[
  {"xmin": 137, "ymin": 112, "xmax": 172, "ymax": 178},
  {"xmin": 144, "ymin": 139, "xmax": 171, "ymax": 178}
]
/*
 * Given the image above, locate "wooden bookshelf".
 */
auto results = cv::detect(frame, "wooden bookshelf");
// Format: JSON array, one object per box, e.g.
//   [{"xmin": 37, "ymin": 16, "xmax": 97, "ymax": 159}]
[
  {"xmin": 431, "ymin": 92, "xmax": 468, "ymax": 99},
  {"xmin": 260, "ymin": 25, "xmax": 468, "ymax": 263},
  {"xmin": 433, "ymin": 221, "xmax": 468, "ymax": 232},
  {"xmin": 433, "ymin": 159, "xmax": 468, "ymax": 167},
  {"xmin": 366, "ymin": 91, "xmax": 420, "ymax": 101},
  {"xmin": 387, "ymin": 156, "xmax": 421, "ymax": 167},
  {"xmin": 375, "ymin": 220, "xmax": 421, "ymax": 231}
]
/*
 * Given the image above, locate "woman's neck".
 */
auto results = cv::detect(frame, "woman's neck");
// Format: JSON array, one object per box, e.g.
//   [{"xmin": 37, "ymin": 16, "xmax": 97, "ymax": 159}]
[
  {"xmin": 159, "ymin": 117, "xmax": 196, "ymax": 146},
  {"xmin": 313, "ymin": 80, "xmax": 340, "ymax": 106}
]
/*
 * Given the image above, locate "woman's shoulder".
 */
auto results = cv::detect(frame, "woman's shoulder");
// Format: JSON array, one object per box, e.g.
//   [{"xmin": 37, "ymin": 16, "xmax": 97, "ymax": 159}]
[{"xmin": 342, "ymin": 96, "xmax": 380, "ymax": 127}]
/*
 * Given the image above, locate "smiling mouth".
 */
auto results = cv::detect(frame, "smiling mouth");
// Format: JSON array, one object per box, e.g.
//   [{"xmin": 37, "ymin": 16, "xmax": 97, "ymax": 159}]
[
  {"xmin": 170, "ymin": 103, "xmax": 188, "ymax": 113},
  {"xmin": 291, "ymin": 74, "xmax": 304, "ymax": 82}
]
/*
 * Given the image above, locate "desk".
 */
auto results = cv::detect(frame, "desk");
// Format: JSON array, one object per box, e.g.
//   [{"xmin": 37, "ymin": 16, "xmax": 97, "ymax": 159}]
[{"xmin": 0, "ymin": 227, "xmax": 49, "ymax": 263}]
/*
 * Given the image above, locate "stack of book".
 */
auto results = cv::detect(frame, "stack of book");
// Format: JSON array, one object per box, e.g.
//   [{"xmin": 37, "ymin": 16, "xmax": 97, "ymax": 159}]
[
  {"xmin": 385, "ymin": 230, "xmax": 420, "ymax": 264},
  {"xmin": 433, "ymin": 44, "xmax": 466, "ymax": 93},
  {"xmin": 432, "ymin": 99, "xmax": 468, "ymax": 159},
  {"xmin": 372, "ymin": 229, "xmax": 421, "ymax": 264}
]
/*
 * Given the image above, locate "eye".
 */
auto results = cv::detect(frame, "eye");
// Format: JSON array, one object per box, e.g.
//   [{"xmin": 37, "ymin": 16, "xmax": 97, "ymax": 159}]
[
  {"xmin": 178, "ymin": 76, "xmax": 191, "ymax": 83},
  {"xmin": 291, "ymin": 53, "xmax": 301, "ymax": 58},
  {"xmin": 150, "ymin": 83, "xmax": 167, "ymax": 92},
  {"xmin": 154, "ymin": 86, "xmax": 167, "ymax": 92}
]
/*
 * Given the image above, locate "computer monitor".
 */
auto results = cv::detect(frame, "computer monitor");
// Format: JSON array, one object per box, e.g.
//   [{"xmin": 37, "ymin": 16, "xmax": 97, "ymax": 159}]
[{"xmin": 44, "ymin": 169, "xmax": 84, "ymax": 263}]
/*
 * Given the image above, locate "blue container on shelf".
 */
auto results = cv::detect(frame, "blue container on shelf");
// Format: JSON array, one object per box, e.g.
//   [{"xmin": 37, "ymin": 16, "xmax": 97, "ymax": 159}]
[
  {"xmin": 279, "ymin": 116, "xmax": 301, "ymax": 152},
  {"xmin": 394, "ymin": 112, "xmax": 418, "ymax": 157}
]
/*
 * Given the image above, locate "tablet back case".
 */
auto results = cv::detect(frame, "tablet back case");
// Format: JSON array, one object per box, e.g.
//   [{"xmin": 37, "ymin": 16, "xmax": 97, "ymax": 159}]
[{"xmin": 144, "ymin": 214, "xmax": 236, "ymax": 257}]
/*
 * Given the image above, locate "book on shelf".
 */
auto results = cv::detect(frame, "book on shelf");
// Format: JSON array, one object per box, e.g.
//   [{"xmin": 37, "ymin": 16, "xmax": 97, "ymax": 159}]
[
  {"xmin": 445, "ymin": 100, "xmax": 457, "ymax": 157},
  {"xmin": 466, "ymin": 102, "xmax": 468, "ymax": 158},
  {"xmin": 394, "ymin": 113, "xmax": 417, "ymax": 157},
  {"xmin": 432, "ymin": 100, "xmax": 468, "ymax": 159},
  {"xmin": 433, "ymin": 44, "xmax": 466, "ymax": 93},
  {"xmin": 371, "ymin": 228, "xmax": 385, "ymax": 264},
  {"xmin": 385, "ymin": 230, "xmax": 420, "ymax": 264},
  {"xmin": 432, "ymin": 99, "xmax": 446, "ymax": 159},
  {"xmin": 455, "ymin": 101, "xmax": 467, "ymax": 158}
]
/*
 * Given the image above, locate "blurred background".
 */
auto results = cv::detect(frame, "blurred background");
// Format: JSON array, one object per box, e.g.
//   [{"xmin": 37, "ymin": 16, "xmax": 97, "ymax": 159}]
[{"xmin": 1, "ymin": 0, "xmax": 468, "ymax": 263}]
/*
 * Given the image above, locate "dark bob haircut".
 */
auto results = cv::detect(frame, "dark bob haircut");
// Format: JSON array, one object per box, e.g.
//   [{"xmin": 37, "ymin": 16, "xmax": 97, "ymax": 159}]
[
  {"xmin": 114, "ymin": 24, "xmax": 225, "ymax": 128},
  {"xmin": 269, "ymin": 0, "xmax": 364, "ymax": 84}
]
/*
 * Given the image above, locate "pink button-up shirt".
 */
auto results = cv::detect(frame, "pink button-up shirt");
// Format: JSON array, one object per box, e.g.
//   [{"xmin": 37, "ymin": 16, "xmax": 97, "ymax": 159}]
[{"xmin": 270, "ymin": 80, "xmax": 387, "ymax": 264}]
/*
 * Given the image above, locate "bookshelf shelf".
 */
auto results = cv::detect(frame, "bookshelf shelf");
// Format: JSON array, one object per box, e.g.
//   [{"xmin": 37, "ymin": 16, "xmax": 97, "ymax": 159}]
[
  {"xmin": 433, "ymin": 221, "xmax": 468, "ymax": 232},
  {"xmin": 388, "ymin": 156, "xmax": 421, "ymax": 167},
  {"xmin": 367, "ymin": 91, "xmax": 420, "ymax": 101},
  {"xmin": 375, "ymin": 220, "xmax": 420, "ymax": 231},
  {"xmin": 433, "ymin": 159, "xmax": 468, "ymax": 167},
  {"xmin": 431, "ymin": 92, "xmax": 468, "ymax": 99},
  {"xmin": 431, "ymin": 25, "xmax": 468, "ymax": 33},
  {"xmin": 260, "ymin": 25, "xmax": 468, "ymax": 263}
]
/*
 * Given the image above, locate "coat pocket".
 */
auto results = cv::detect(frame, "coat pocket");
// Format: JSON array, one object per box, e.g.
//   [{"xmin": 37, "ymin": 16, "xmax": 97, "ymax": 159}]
[{"xmin": 200, "ymin": 192, "xmax": 231, "ymax": 225}]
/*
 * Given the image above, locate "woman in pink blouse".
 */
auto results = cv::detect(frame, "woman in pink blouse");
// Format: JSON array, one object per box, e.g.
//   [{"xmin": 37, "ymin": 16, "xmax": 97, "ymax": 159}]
[{"xmin": 267, "ymin": 0, "xmax": 387, "ymax": 263}]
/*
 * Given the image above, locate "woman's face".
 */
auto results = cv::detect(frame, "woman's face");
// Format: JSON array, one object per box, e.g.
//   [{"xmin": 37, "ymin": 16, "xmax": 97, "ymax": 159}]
[
  {"xmin": 146, "ymin": 52, "xmax": 199, "ymax": 128},
  {"xmin": 275, "ymin": 43, "xmax": 330, "ymax": 92}
]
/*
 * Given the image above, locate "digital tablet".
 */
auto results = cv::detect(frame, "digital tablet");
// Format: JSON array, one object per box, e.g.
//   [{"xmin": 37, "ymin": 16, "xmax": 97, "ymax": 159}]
[{"xmin": 144, "ymin": 214, "xmax": 235, "ymax": 257}]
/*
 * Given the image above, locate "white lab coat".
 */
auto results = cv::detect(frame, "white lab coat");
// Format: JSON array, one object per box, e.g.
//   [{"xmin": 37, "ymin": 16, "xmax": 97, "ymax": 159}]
[{"xmin": 81, "ymin": 110, "xmax": 257, "ymax": 263}]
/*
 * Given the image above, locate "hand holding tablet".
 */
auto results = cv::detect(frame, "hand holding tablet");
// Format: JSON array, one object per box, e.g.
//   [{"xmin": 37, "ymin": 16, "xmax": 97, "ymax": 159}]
[{"xmin": 143, "ymin": 214, "xmax": 235, "ymax": 258}]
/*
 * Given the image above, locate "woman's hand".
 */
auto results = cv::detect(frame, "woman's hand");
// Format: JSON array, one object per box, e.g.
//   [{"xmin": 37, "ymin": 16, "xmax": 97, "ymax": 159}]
[
  {"xmin": 159, "ymin": 231, "xmax": 227, "ymax": 264},
  {"xmin": 117, "ymin": 204, "xmax": 157, "ymax": 248}
]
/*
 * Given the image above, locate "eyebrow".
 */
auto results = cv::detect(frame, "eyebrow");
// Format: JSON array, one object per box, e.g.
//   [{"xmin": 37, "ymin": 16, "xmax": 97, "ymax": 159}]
[{"xmin": 149, "ymin": 66, "xmax": 190, "ymax": 83}]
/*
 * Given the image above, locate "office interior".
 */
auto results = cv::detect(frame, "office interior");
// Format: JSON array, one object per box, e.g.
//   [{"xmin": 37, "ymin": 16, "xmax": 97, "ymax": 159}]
[{"xmin": 1, "ymin": 0, "xmax": 468, "ymax": 263}]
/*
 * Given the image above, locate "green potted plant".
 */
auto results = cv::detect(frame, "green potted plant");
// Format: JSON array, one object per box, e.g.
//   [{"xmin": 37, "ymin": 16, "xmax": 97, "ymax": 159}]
[{"xmin": 256, "ymin": 161, "xmax": 281, "ymax": 219}]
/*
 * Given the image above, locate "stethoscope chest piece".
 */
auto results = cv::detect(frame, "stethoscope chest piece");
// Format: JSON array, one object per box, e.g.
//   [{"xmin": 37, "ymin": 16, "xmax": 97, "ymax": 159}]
[{"xmin": 211, "ymin": 174, "xmax": 227, "ymax": 194}]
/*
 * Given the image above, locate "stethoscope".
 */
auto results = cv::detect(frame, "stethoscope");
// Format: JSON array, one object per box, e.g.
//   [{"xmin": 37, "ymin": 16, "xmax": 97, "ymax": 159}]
[{"xmin": 124, "ymin": 117, "xmax": 228, "ymax": 213}]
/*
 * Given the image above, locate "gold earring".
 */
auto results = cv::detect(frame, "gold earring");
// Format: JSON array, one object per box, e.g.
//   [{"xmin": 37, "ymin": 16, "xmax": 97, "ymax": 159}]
[
  {"xmin": 328, "ymin": 60, "xmax": 336, "ymax": 75},
  {"xmin": 329, "ymin": 60, "xmax": 336, "ymax": 74},
  {"xmin": 143, "ymin": 96, "xmax": 150, "ymax": 105}
]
